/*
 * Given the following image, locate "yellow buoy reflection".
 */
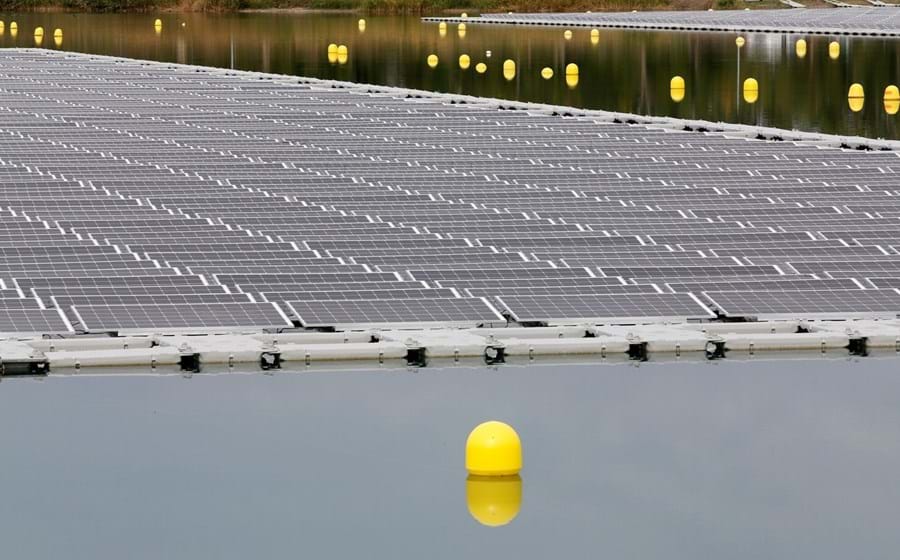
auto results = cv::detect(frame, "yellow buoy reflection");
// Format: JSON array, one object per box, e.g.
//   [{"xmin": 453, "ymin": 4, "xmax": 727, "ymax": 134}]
[
  {"xmin": 426, "ymin": 54, "xmax": 439, "ymax": 68},
  {"xmin": 327, "ymin": 43, "xmax": 338, "ymax": 64},
  {"xmin": 795, "ymin": 38, "xmax": 807, "ymax": 58},
  {"xmin": 458, "ymin": 26, "xmax": 466, "ymax": 38},
  {"xmin": 358, "ymin": 18, "xmax": 366, "ymax": 31},
  {"xmin": 337, "ymin": 45, "xmax": 348, "ymax": 65},
  {"xmin": 0, "ymin": 21, "xmax": 5, "ymax": 35},
  {"xmin": 743, "ymin": 77, "xmax": 759, "ymax": 104},
  {"xmin": 885, "ymin": 99, "xmax": 899, "ymax": 116},
  {"xmin": 458, "ymin": 22, "xmax": 466, "ymax": 32},
  {"xmin": 829, "ymin": 41, "xmax": 840, "ymax": 60},
  {"xmin": 502, "ymin": 59, "xmax": 516, "ymax": 81},
  {"xmin": 475, "ymin": 62, "xmax": 487, "ymax": 74},
  {"xmin": 458, "ymin": 54, "xmax": 471, "ymax": 70},
  {"xmin": 540, "ymin": 67, "xmax": 553, "ymax": 80},
  {"xmin": 566, "ymin": 74, "xmax": 579, "ymax": 88},
  {"xmin": 466, "ymin": 475, "xmax": 522, "ymax": 527},
  {"xmin": 33, "ymin": 27, "xmax": 43, "ymax": 46},
  {"xmin": 53, "ymin": 28, "xmax": 62, "ymax": 47},
  {"xmin": 848, "ymin": 83, "xmax": 864, "ymax": 112},
  {"xmin": 10, "ymin": 21, "xmax": 17, "ymax": 38},
  {"xmin": 563, "ymin": 30, "xmax": 572, "ymax": 40},
  {"xmin": 670, "ymin": 75, "xmax": 685, "ymax": 103}
]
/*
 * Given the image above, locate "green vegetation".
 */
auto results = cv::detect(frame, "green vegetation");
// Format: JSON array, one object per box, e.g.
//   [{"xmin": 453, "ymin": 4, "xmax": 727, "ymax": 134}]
[{"xmin": 0, "ymin": 0, "xmax": 786, "ymax": 12}]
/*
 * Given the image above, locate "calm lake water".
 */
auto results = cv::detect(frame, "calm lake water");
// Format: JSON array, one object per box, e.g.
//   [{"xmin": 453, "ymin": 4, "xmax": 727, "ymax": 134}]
[
  {"xmin": 0, "ymin": 12, "xmax": 898, "ymax": 139},
  {"xmin": 2, "ymin": 356, "xmax": 900, "ymax": 558}
]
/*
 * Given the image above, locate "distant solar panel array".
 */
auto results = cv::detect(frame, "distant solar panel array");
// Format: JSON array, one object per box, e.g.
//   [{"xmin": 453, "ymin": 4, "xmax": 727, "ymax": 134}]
[
  {"xmin": 0, "ymin": 49, "xmax": 897, "ymax": 334},
  {"xmin": 424, "ymin": 8, "xmax": 900, "ymax": 36}
]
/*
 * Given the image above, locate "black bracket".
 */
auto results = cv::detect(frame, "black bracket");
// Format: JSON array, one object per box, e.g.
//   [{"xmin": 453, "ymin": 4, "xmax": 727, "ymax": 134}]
[
  {"xmin": 627, "ymin": 341, "xmax": 648, "ymax": 362},
  {"xmin": 705, "ymin": 340, "xmax": 727, "ymax": 360},
  {"xmin": 179, "ymin": 352, "xmax": 201, "ymax": 373},
  {"xmin": 848, "ymin": 337, "xmax": 868, "ymax": 357},
  {"xmin": 484, "ymin": 345, "xmax": 506, "ymax": 365},
  {"xmin": 405, "ymin": 347, "xmax": 427, "ymax": 368},
  {"xmin": 260, "ymin": 351, "xmax": 282, "ymax": 370}
]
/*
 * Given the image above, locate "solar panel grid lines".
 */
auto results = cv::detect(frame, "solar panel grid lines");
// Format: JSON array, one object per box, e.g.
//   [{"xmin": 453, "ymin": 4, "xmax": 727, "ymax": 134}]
[
  {"xmin": 701, "ymin": 288, "xmax": 900, "ymax": 320},
  {"xmin": 70, "ymin": 302, "xmax": 294, "ymax": 332},
  {"xmin": 285, "ymin": 297, "xmax": 505, "ymax": 328},
  {"xmin": 497, "ymin": 293, "xmax": 716, "ymax": 325},
  {"xmin": 0, "ymin": 51, "xmax": 899, "ymax": 330}
]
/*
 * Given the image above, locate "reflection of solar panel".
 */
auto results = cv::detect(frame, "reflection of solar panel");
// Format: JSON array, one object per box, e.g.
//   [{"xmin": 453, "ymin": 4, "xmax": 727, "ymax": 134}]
[{"xmin": 0, "ymin": 50, "xmax": 898, "ymax": 333}]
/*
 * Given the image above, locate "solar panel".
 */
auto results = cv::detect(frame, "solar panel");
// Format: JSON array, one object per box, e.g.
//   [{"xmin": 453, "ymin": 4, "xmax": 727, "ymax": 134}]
[
  {"xmin": 285, "ymin": 298, "xmax": 504, "ymax": 328},
  {"xmin": 702, "ymin": 289, "xmax": 900, "ymax": 320},
  {"xmin": 70, "ymin": 302, "xmax": 293, "ymax": 332},
  {"xmin": 496, "ymin": 293, "xmax": 715, "ymax": 324}
]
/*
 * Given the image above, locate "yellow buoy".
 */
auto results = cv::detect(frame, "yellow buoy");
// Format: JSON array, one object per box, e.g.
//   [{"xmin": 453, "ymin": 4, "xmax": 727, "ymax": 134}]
[
  {"xmin": 563, "ymin": 30, "xmax": 572, "ymax": 40},
  {"xmin": 566, "ymin": 74, "xmax": 579, "ymax": 88},
  {"xmin": 427, "ymin": 54, "xmax": 439, "ymax": 68},
  {"xmin": 154, "ymin": 18, "xmax": 162, "ymax": 28},
  {"xmin": 337, "ymin": 44, "xmax": 348, "ymax": 56},
  {"xmin": 735, "ymin": 36, "xmax": 745, "ymax": 48},
  {"xmin": 475, "ymin": 62, "xmax": 487, "ymax": 74},
  {"xmin": 458, "ymin": 23, "xmax": 466, "ymax": 38},
  {"xmin": 670, "ymin": 75, "xmax": 685, "ymax": 103},
  {"xmin": 0, "ymin": 21, "xmax": 5, "ymax": 35},
  {"xmin": 541, "ymin": 67, "xmax": 554, "ymax": 80},
  {"xmin": 458, "ymin": 22, "xmax": 466, "ymax": 31},
  {"xmin": 884, "ymin": 85, "xmax": 899, "ymax": 101},
  {"xmin": 461, "ymin": 12, "xmax": 468, "ymax": 18},
  {"xmin": 743, "ymin": 77, "xmax": 759, "ymax": 104},
  {"xmin": 795, "ymin": 39, "xmax": 807, "ymax": 58},
  {"xmin": 458, "ymin": 54, "xmax": 471, "ymax": 70},
  {"xmin": 34, "ymin": 26, "xmax": 44, "ymax": 37},
  {"xmin": 829, "ymin": 41, "xmax": 840, "ymax": 60},
  {"xmin": 358, "ymin": 18, "xmax": 366, "ymax": 31},
  {"xmin": 467, "ymin": 475, "xmax": 522, "ymax": 527},
  {"xmin": 466, "ymin": 421, "xmax": 522, "ymax": 476},
  {"xmin": 53, "ymin": 28, "xmax": 62, "ymax": 39},
  {"xmin": 439, "ymin": 26, "xmax": 447, "ymax": 37},
  {"xmin": 590, "ymin": 28, "xmax": 599, "ymax": 45},
  {"xmin": 337, "ymin": 49, "xmax": 348, "ymax": 65},
  {"xmin": 53, "ymin": 28, "xmax": 62, "ymax": 47},
  {"xmin": 10, "ymin": 21, "xmax": 17, "ymax": 38},
  {"xmin": 439, "ymin": 21, "xmax": 447, "ymax": 31},
  {"xmin": 565, "ymin": 62, "xmax": 579, "ymax": 76},
  {"xmin": 848, "ymin": 83, "xmax": 864, "ymax": 112},
  {"xmin": 502, "ymin": 59, "xmax": 516, "ymax": 81},
  {"xmin": 327, "ymin": 43, "xmax": 338, "ymax": 63}
]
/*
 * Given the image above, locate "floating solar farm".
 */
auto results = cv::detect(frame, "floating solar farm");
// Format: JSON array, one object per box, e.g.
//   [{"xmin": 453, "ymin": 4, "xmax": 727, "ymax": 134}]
[
  {"xmin": 424, "ymin": 8, "xmax": 900, "ymax": 37},
  {"xmin": 0, "ymin": 49, "xmax": 899, "ymax": 354}
]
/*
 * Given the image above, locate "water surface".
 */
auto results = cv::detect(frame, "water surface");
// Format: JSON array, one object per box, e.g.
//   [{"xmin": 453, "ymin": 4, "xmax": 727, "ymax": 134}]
[
  {"xmin": 1, "ymin": 356, "xmax": 899, "ymax": 558},
  {"xmin": 0, "ymin": 12, "xmax": 898, "ymax": 139}
]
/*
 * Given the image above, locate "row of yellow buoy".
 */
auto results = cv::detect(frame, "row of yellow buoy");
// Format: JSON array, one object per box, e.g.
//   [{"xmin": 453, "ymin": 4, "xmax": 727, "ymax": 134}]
[
  {"xmin": 847, "ymin": 83, "xmax": 900, "ymax": 114},
  {"xmin": 326, "ymin": 43, "xmax": 349, "ymax": 65},
  {"xmin": 429, "ymin": 54, "xmax": 581, "ymax": 86},
  {"xmin": 0, "ymin": 21, "xmax": 63, "ymax": 46},
  {"xmin": 794, "ymin": 38, "xmax": 840, "ymax": 60},
  {"xmin": 671, "ymin": 73, "xmax": 899, "ymax": 114}
]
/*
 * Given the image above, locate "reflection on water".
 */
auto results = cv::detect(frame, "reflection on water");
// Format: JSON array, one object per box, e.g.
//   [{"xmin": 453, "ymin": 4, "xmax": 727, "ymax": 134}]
[
  {"xmin": 0, "ymin": 12, "xmax": 897, "ymax": 139},
  {"xmin": 1, "ymin": 357, "xmax": 900, "ymax": 558},
  {"xmin": 467, "ymin": 475, "xmax": 522, "ymax": 527}
]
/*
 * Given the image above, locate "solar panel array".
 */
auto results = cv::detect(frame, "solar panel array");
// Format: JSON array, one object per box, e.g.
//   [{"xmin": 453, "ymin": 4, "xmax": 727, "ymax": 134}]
[
  {"xmin": 425, "ymin": 8, "xmax": 900, "ymax": 36},
  {"xmin": 0, "ymin": 49, "xmax": 898, "ymax": 334}
]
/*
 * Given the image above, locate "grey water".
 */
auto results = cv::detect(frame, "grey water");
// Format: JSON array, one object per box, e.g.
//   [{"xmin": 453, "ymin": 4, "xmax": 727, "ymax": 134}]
[{"xmin": 1, "ymin": 356, "xmax": 900, "ymax": 558}]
